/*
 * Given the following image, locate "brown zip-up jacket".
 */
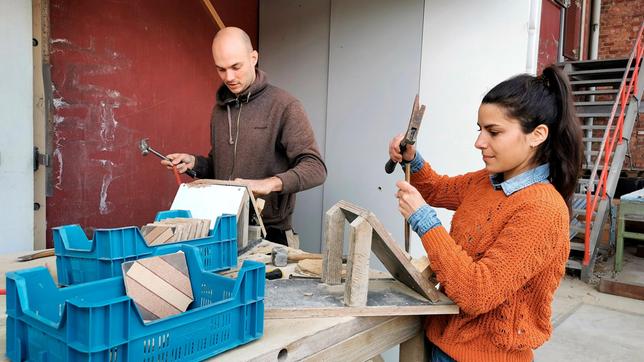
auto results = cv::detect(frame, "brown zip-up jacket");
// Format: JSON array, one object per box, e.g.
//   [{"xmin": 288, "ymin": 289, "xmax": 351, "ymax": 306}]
[{"xmin": 193, "ymin": 69, "xmax": 327, "ymax": 231}]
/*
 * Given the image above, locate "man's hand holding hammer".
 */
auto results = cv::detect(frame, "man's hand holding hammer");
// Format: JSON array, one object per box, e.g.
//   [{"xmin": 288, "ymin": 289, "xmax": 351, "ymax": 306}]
[{"xmin": 162, "ymin": 153, "xmax": 196, "ymax": 175}]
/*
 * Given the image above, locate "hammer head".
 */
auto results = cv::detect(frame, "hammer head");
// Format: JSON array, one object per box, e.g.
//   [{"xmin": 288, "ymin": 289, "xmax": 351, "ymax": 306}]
[
  {"xmin": 271, "ymin": 246, "xmax": 288, "ymax": 267},
  {"xmin": 138, "ymin": 138, "xmax": 150, "ymax": 156}
]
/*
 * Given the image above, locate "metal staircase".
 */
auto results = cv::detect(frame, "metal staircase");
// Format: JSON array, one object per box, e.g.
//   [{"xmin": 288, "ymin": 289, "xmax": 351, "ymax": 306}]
[{"xmin": 562, "ymin": 22, "xmax": 644, "ymax": 282}]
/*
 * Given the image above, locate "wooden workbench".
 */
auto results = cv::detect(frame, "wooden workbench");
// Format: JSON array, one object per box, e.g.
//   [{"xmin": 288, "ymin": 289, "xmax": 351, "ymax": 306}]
[{"xmin": 0, "ymin": 247, "xmax": 454, "ymax": 361}]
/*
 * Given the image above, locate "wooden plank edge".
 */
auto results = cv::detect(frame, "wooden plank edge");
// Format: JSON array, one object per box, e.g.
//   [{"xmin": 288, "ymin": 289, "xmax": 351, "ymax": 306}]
[
  {"xmin": 598, "ymin": 277, "xmax": 644, "ymax": 301},
  {"xmin": 304, "ymin": 315, "xmax": 421, "ymax": 362},
  {"xmin": 200, "ymin": 0, "xmax": 225, "ymax": 30},
  {"xmin": 265, "ymin": 304, "xmax": 459, "ymax": 319}
]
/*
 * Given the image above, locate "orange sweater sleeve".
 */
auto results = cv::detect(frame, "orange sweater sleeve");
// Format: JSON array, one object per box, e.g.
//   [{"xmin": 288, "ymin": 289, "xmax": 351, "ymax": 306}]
[
  {"xmin": 410, "ymin": 162, "xmax": 484, "ymax": 211},
  {"xmin": 420, "ymin": 199, "xmax": 568, "ymax": 316}
]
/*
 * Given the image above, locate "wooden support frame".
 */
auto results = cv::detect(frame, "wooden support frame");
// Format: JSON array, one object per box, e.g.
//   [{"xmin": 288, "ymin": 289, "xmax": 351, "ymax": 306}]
[
  {"xmin": 322, "ymin": 200, "xmax": 441, "ymax": 303},
  {"xmin": 265, "ymin": 201, "xmax": 455, "ymax": 318}
]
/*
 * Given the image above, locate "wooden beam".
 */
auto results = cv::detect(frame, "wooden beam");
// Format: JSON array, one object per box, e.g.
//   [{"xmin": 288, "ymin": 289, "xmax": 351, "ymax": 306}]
[
  {"xmin": 201, "ymin": 0, "xmax": 226, "ymax": 30},
  {"xmin": 238, "ymin": 190, "xmax": 250, "ymax": 249},
  {"xmin": 304, "ymin": 316, "xmax": 421, "ymax": 361},
  {"xmin": 321, "ymin": 205, "xmax": 344, "ymax": 285},
  {"xmin": 344, "ymin": 216, "xmax": 372, "ymax": 307},
  {"xmin": 32, "ymin": 0, "xmax": 48, "ymax": 250},
  {"xmin": 599, "ymin": 278, "xmax": 644, "ymax": 301},
  {"xmin": 399, "ymin": 330, "xmax": 427, "ymax": 362},
  {"xmin": 286, "ymin": 229, "xmax": 300, "ymax": 249}
]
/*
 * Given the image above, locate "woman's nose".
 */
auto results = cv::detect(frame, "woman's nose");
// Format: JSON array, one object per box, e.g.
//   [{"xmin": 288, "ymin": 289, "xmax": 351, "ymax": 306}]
[{"xmin": 474, "ymin": 134, "xmax": 486, "ymax": 150}]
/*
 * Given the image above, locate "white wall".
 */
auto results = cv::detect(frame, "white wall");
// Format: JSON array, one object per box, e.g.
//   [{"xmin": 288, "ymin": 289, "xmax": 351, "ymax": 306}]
[
  {"xmin": 260, "ymin": 0, "xmax": 425, "ymax": 254},
  {"xmin": 412, "ymin": 0, "xmax": 540, "ymax": 257},
  {"xmin": 0, "ymin": 0, "xmax": 34, "ymax": 253},
  {"xmin": 259, "ymin": 0, "xmax": 331, "ymax": 252},
  {"xmin": 259, "ymin": 0, "xmax": 542, "ymax": 261},
  {"xmin": 323, "ymin": 0, "xmax": 425, "ymax": 259}
]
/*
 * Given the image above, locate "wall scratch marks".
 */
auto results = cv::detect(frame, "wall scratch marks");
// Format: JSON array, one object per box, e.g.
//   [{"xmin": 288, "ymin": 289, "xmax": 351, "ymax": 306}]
[
  {"xmin": 51, "ymin": 38, "xmax": 71, "ymax": 45},
  {"xmin": 99, "ymin": 101, "xmax": 119, "ymax": 151},
  {"xmin": 98, "ymin": 159, "xmax": 115, "ymax": 215},
  {"xmin": 52, "ymin": 113, "xmax": 66, "ymax": 190},
  {"xmin": 52, "ymin": 96, "xmax": 69, "ymax": 109},
  {"xmin": 53, "ymin": 147, "xmax": 63, "ymax": 190}
]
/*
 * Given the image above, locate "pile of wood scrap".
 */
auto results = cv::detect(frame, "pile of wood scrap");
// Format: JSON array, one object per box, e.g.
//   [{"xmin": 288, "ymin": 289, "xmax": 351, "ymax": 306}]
[{"xmin": 140, "ymin": 218, "xmax": 211, "ymax": 246}]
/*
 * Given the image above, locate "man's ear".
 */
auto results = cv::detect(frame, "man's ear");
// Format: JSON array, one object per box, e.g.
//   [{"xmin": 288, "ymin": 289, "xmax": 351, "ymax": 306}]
[
  {"xmin": 530, "ymin": 124, "xmax": 549, "ymax": 147},
  {"xmin": 250, "ymin": 50, "xmax": 258, "ymax": 67}
]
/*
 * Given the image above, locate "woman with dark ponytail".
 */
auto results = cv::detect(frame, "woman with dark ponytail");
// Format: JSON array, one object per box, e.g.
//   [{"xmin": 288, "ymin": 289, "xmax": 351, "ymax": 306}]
[{"xmin": 389, "ymin": 65, "xmax": 582, "ymax": 362}]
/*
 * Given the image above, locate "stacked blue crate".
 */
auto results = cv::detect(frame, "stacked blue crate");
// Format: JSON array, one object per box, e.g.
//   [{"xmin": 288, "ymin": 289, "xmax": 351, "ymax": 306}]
[
  {"xmin": 54, "ymin": 210, "xmax": 237, "ymax": 286},
  {"xmin": 5, "ymin": 244, "xmax": 265, "ymax": 361}
]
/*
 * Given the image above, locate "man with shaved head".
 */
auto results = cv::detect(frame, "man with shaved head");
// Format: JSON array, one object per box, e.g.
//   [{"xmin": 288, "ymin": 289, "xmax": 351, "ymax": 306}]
[{"xmin": 164, "ymin": 27, "xmax": 327, "ymax": 245}]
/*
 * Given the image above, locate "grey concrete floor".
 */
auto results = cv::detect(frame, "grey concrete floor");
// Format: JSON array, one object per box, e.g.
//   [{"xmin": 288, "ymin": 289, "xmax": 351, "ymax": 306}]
[{"xmin": 535, "ymin": 251, "xmax": 644, "ymax": 362}]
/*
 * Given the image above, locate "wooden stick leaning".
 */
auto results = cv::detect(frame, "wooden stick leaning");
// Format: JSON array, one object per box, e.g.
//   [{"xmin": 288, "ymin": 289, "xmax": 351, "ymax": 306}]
[{"xmin": 405, "ymin": 163, "xmax": 411, "ymax": 253}]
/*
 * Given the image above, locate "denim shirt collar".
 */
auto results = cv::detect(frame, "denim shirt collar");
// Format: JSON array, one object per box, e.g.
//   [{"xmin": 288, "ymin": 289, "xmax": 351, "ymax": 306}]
[{"xmin": 490, "ymin": 163, "xmax": 550, "ymax": 196}]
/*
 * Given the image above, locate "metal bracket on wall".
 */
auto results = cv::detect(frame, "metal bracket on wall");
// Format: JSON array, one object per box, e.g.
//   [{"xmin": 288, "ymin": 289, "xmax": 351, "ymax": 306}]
[
  {"xmin": 33, "ymin": 146, "xmax": 50, "ymax": 172},
  {"xmin": 554, "ymin": 0, "xmax": 571, "ymax": 8}
]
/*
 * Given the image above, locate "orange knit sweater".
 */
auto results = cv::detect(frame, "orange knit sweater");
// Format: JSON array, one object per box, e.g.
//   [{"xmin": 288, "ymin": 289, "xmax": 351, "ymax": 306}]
[{"xmin": 411, "ymin": 163, "xmax": 570, "ymax": 362}]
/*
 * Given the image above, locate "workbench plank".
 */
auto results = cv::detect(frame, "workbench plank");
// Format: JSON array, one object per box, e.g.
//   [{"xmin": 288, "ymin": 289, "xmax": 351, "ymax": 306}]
[
  {"xmin": 265, "ymin": 279, "xmax": 457, "ymax": 318},
  {"xmin": 212, "ymin": 316, "xmax": 390, "ymax": 361},
  {"xmin": 303, "ymin": 315, "xmax": 422, "ymax": 361}
]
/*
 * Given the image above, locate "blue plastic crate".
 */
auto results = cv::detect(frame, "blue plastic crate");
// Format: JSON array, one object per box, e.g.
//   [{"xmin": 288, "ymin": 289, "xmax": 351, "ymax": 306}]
[
  {"xmin": 54, "ymin": 211, "xmax": 237, "ymax": 286},
  {"xmin": 6, "ymin": 245, "xmax": 265, "ymax": 361}
]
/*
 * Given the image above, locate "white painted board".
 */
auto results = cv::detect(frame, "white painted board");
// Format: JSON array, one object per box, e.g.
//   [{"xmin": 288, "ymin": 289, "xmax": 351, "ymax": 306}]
[
  {"xmin": 170, "ymin": 184, "xmax": 246, "ymax": 230},
  {"xmin": 0, "ymin": 1, "xmax": 34, "ymax": 253}
]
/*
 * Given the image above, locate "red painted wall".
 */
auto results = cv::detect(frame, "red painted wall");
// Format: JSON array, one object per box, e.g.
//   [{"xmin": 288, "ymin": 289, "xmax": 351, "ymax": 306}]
[
  {"xmin": 47, "ymin": 0, "xmax": 258, "ymax": 245},
  {"xmin": 538, "ymin": 0, "xmax": 563, "ymax": 73}
]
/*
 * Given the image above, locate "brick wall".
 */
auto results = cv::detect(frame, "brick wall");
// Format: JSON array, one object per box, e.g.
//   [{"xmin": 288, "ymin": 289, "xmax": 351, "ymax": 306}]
[
  {"xmin": 598, "ymin": 0, "xmax": 643, "ymax": 59},
  {"xmin": 598, "ymin": 0, "xmax": 643, "ymax": 171}
]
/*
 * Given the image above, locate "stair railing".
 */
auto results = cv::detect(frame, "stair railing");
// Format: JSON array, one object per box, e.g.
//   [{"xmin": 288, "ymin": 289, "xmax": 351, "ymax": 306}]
[{"xmin": 583, "ymin": 21, "xmax": 644, "ymax": 265}]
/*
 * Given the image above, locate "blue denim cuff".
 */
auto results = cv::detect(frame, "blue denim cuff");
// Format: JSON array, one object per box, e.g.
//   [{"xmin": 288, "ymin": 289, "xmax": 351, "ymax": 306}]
[
  {"xmin": 408, "ymin": 204, "xmax": 441, "ymax": 236},
  {"xmin": 405, "ymin": 152, "xmax": 424, "ymax": 173}
]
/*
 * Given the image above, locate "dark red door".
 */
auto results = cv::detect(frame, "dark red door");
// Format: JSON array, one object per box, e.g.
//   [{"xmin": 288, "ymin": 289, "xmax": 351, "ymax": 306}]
[
  {"xmin": 47, "ymin": 0, "xmax": 258, "ymax": 245},
  {"xmin": 538, "ymin": 0, "xmax": 565, "ymax": 72}
]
